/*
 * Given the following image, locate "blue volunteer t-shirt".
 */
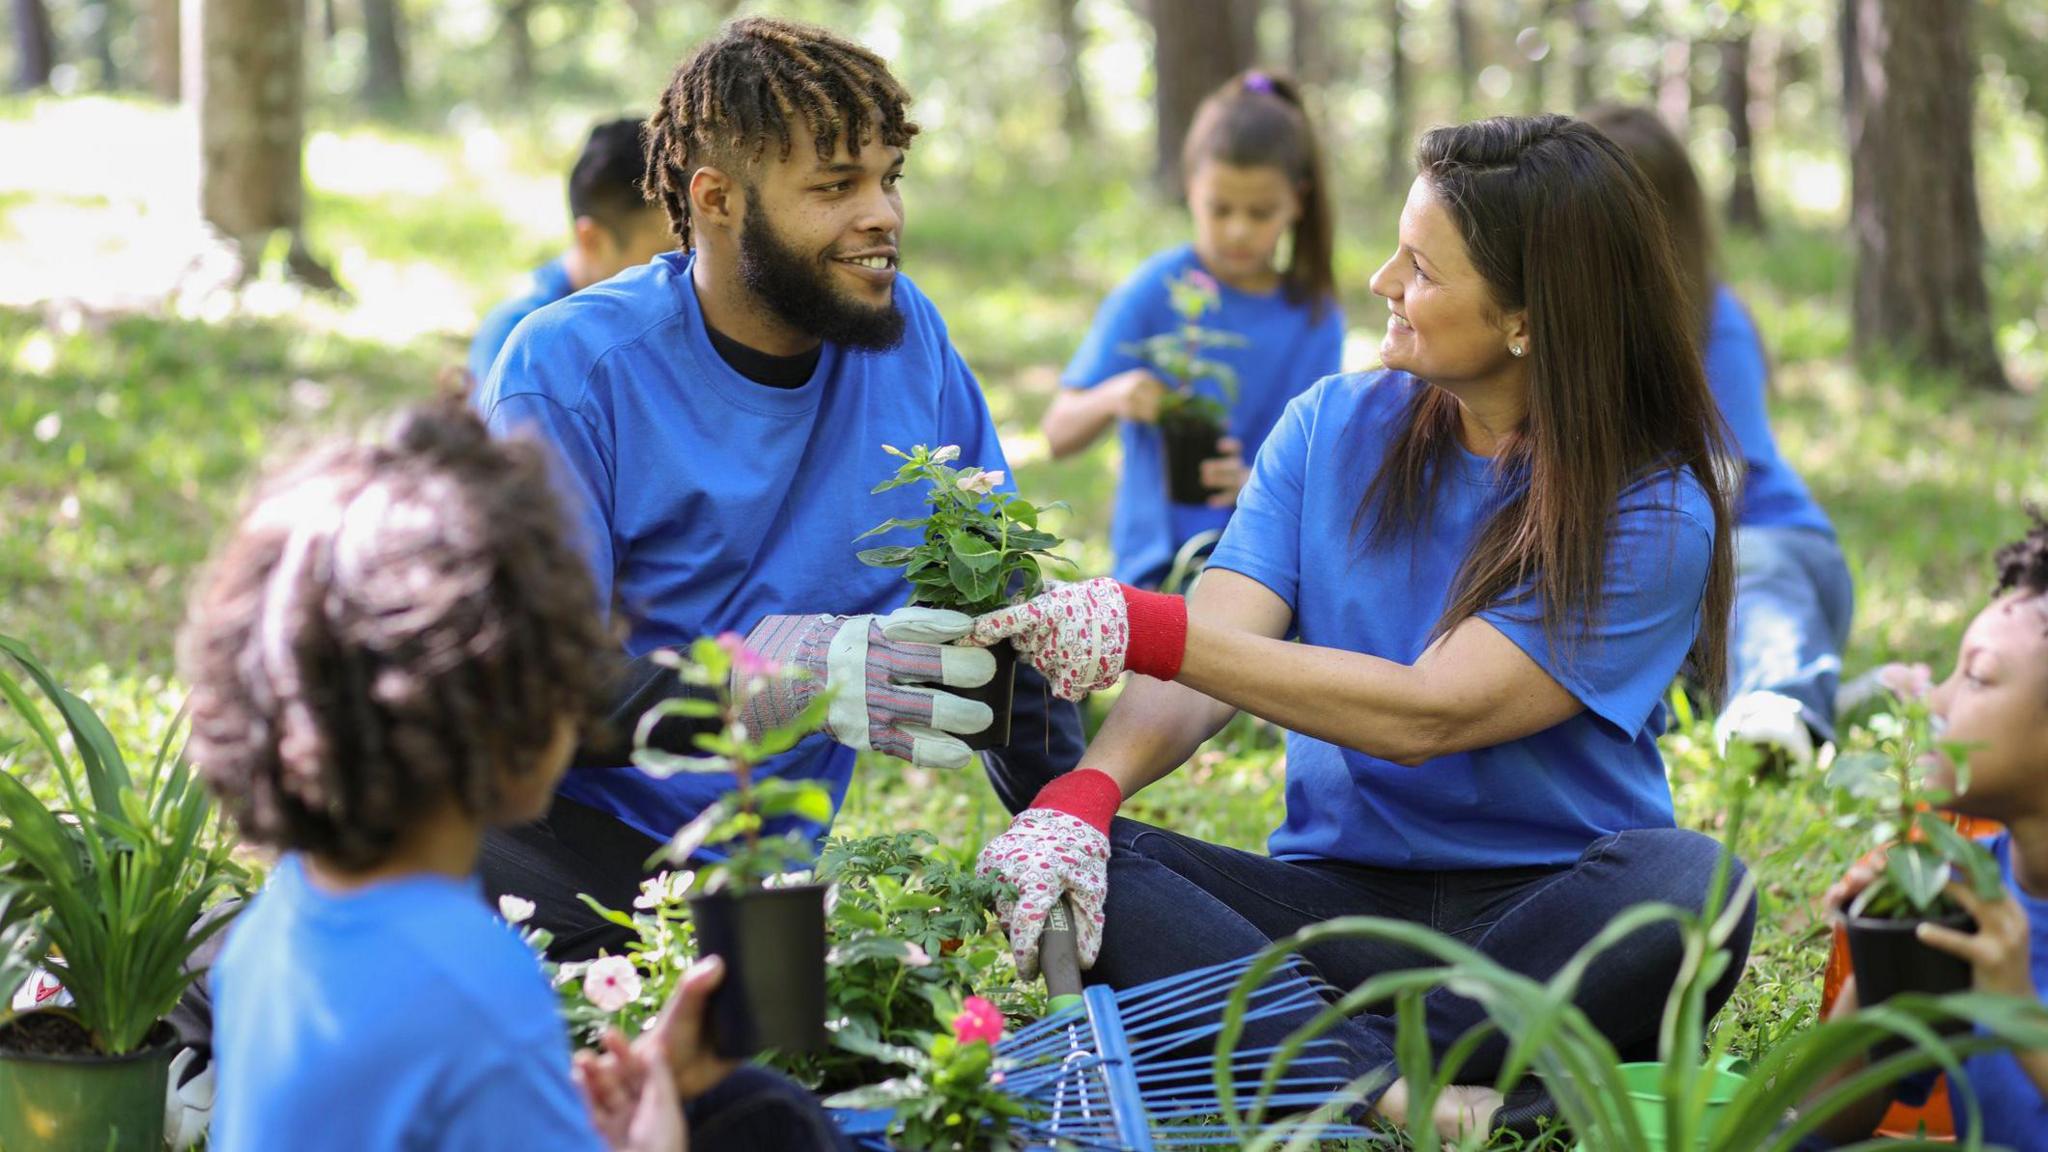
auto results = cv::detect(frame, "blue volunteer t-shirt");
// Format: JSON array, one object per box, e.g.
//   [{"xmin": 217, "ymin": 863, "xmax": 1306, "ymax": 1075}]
[
  {"xmin": 210, "ymin": 856, "xmax": 599, "ymax": 1152},
  {"xmin": 478, "ymin": 252, "xmax": 1009, "ymax": 845},
  {"xmin": 1065, "ymin": 245, "xmax": 1345, "ymax": 587},
  {"xmin": 1207, "ymin": 371, "xmax": 1713, "ymax": 870},
  {"xmin": 1895, "ymin": 830, "xmax": 2048, "ymax": 1149},
  {"xmin": 1704, "ymin": 284, "xmax": 1832, "ymax": 536},
  {"xmin": 468, "ymin": 258, "xmax": 575, "ymax": 393}
]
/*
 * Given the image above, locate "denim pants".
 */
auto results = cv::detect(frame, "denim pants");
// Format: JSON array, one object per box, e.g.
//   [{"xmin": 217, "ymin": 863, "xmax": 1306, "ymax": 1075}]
[
  {"xmin": 1730, "ymin": 524, "xmax": 1855, "ymax": 741},
  {"xmin": 1088, "ymin": 819, "xmax": 1756, "ymax": 1097},
  {"xmin": 688, "ymin": 1065, "xmax": 853, "ymax": 1152}
]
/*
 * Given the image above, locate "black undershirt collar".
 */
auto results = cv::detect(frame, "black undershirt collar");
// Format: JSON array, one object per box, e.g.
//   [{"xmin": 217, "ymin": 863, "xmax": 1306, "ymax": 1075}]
[{"xmin": 704, "ymin": 321, "xmax": 821, "ymax": 390}]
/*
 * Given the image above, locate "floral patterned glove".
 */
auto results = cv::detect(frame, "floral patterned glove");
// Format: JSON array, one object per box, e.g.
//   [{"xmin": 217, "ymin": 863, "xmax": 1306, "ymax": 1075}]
[
  {"xmin": 975, "ymin": 768, "xmax": 1122, "ymax": 979},
  {"xmin": 968, "ymin": 577, "xmax": 1188, "ymax": 700}
]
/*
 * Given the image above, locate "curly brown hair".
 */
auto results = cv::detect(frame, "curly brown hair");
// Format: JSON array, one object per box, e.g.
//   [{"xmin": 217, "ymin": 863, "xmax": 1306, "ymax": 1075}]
[
  {"xmin": 643, "ymin": 16, "xmax": 919, "ymax": 249},
  {"xmin": 178, "ymin": 398, "xmax": 610, "ymax": 871},
  {"xmin": 1995, "ymin": 505, "xmax": 2048, "ymax": 599}
]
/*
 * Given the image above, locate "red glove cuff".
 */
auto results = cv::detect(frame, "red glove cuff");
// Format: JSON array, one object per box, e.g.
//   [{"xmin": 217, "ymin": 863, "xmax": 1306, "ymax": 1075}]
[
  {"xmin": 1029, "ymin": 768, "xmax": 1123, "ymax": 836},
  {"xmin": 1116, "ymin": 583, "xmax": 1188, "ymax": 683}
]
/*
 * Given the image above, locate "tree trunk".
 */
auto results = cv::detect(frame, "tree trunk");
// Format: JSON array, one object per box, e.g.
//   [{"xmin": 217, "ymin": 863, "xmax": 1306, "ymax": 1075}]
[
  {"xmin": 360, "ymin": 0, "xmax": 408, "ymax": 108},
  {"xmin": 148, "ymin": 0, "xmax": 180, "ymax": 98},
  {"xmin": 320, "ymin": 0, "xmax": 338, "ymax": 43},
  {"xmin": 503, "ymin": 0, "xmax": 536, "ymax": 95},
  {"xmin": 1383, "ymin": 0, "xmax": 1409, "ymax": 193},
  {"xmin": 1049, "ymin": 0, "xmax": 1091, "ymax": 138},
  {"xmin": 1842, "ymin": 0, "xmax": 2007, "ymax": 390},
  {"xmin": 1719, "ymin": 34, "xmax": 1764, "ymax": 233},
  {"xmin": 1449, "ymin": 0, "xmax": 1476, "ymax": 113},
  {"xmin": 12, "ymin": 0, "xmax": 56, "ymax": 91},
  {"xmin": 1287, "ymin": 0, "xmax": 1328, "ymax": 86},
  {"xmin": 1569, "ymin": 0, "xmax": 1596, "ymax": 108},
  {"xmin": 90, "ymin": 0, "xmax": 120, "ymax": 88},
  {"xmin": 1520, "ymin": 0, "xmax": 1555, "ymax": 115},
  {"xmin": 196, "ymin": 0, "xmax": 337, "ymax": 288},
  {"xmin": 1148, "ymin": 0, "xmax": 1259, "ymax": 191}
]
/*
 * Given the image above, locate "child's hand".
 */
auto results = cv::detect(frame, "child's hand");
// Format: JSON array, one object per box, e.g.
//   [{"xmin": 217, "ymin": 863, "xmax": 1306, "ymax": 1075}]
[
  {"xmin": 574, "ymin": 1028, "xmax": 683, "ymax": 1152},
  {"xmin": 1917, "ymin": 880, "xmax": 2035, "ymax": 999},
  {"xmin": 645, "ymin": 956, "xmax": 738, "ymax": 1102},
  {"xmin": 1111, "ymin": 370, "xmax": 1166, "ymax": 424},
  {"xmin": 1201, "ymin": 438, "xmax": 1248, "ymax": 507},
  {"xmin": 1824, "ymin": 857, "xmax": 1884, "ymax": 915}
]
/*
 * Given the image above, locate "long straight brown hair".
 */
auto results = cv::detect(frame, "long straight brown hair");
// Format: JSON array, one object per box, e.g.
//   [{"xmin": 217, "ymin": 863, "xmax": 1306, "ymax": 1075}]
[
  {"xmin": 1181, "ymin": 70, "xmax": 1337, "ymax": 320},
  {"xmin": 1361, "ymin": 115, "xmax": 1736, "ymax": 699}
]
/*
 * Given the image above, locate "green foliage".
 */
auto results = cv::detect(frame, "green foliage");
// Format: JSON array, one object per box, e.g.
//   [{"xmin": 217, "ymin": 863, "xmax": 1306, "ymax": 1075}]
[
  {"xmin": 857, "ymin": 444, "xmax": 1072, "ymax": 615},
  {"xmin": 1118, "ymin": 268, "xmax": 1247, "ymax": 428},
  {"xmin": 0, "ymin": 634, "xmax": 246, "ymax": 1055},
  {"xmin": 1824, "ymin": 698, "xmax": 2003, "ymax": 921},
  {"xmin": 826, "ymin": 1026, "xmax": 1038, "ymax": 1152}
]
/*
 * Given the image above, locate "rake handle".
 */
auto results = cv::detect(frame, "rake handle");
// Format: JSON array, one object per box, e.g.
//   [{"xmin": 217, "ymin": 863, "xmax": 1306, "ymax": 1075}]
[{"xmin": 1039, "ymin": 895, "xmax": 1084, "ymax": 1002}]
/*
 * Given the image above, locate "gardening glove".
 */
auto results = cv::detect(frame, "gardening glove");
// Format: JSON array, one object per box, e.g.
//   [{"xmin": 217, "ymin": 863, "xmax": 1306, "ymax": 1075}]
[
  {"xmin": 740, "ymin": 607, "xmax": 995, "ymax": 770},
  {"xmin": 976, "ymin": 768, "xmax": 1121, "ymax": 979},
  {"xmin": 969, "ymin": 577, "xmax": 1188, "ymax": 701}
]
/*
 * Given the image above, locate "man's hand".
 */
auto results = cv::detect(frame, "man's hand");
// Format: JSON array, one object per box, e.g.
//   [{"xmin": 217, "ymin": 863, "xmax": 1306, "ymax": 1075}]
[{"xmin": 1111, "ymin": 369, "xmax": 1166, "ymax": 424}]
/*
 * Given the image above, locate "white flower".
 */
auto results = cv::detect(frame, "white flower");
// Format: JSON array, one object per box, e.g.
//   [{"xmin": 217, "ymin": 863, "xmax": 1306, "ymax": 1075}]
[
  {"xmin": 497, "ymin": 895, "xmax": 536, "ymax": 925},
  {"xmin": 901, "ymin": 943, "xmax": 932, "ymax": 967},
  {"xmin": 583, "ymin": 955, "xmax": 643, "ymax": 1013},
  {"xmin": 955, "ymin": 470, "xmax": 1003, "ymax": 495},
  {"xmin": 930, "ymin": 445, "xmax": 961, "ymax": 464},
  {"xmin": 634, "ymin": 870, "xmax": 695, "ymax": 910}
]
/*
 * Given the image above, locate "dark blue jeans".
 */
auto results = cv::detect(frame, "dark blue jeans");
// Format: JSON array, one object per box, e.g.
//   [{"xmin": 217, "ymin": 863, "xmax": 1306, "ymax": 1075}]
[
  {"xmin": 1731, "ymin": 524, "xmax": 1855, "ymax": 741},
  {"xmin": 1089, "ymin": 819, "xmax": 1756, "ymax": 1095},
  {"xmin": 689, "ymin": 1065, "xmax": 853, "ymax": 1151}
]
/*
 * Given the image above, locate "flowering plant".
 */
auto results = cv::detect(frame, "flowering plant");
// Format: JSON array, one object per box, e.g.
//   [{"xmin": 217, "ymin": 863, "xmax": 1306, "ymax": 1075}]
[
  {"xmin": 634, "ymin": 633, "xmax": 835, "ymax": 892},
  {"xmin": 1119, "ymin": 268, "xmax": 1246, "ymax": 428},
  {"xmin": 855, "ymin": 445, "xmax": 1071, "ymax": 617},
  {"xmin": 825, "ymin": 994, "xmax": 1037, "ymax": 1152}
]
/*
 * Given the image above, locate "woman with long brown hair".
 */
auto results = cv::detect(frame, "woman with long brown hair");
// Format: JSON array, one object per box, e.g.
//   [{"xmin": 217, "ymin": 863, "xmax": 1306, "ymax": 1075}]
[
  {"xmin": 1583, "ymin": 103, "xmax": 1854, "ymax": 771},
  {"xmin": 968, "ymin": 115, "xmax": 1754, "ymax": 1137}
]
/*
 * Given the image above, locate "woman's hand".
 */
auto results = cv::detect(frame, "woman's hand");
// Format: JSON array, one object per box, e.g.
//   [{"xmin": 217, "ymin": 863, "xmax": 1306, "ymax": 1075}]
[
  {"xmin": 974, "ymin": 770, "xmax": 1121, "ymax": 977},
  {"xmin": 970, "ymin": 578, "xmax": 1189, "ymax": 700},
  {"xmin": 1917, "ymin": 880, "xmax": 2035, "ymax": 999},
  {"xmin": 1200, "ymin": 437, "xmax": 1249, "ymax": 507}
]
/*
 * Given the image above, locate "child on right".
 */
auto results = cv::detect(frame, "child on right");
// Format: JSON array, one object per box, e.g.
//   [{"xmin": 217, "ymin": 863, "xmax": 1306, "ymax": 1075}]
[
  {"xmin": 1043, "ymin": 69, "xmax": 1344, "ymax": 589},
  {"xmin": 1801, "ymin": 511, "xmax": 2048, "ymax": 1149}
]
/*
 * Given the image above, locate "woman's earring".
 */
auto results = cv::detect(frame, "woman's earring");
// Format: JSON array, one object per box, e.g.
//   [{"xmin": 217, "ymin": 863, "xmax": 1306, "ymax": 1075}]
[{"xmin": 1510, "ymin": 344, "xmax": 1525, "ymax": 358}]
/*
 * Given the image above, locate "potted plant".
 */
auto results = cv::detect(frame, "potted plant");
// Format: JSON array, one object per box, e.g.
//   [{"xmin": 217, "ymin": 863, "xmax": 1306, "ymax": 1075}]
[
  {"xmin": 632, "ymin": 632, "xmax": 838, "ymax": 1059},
  {"xmin": 856, "ymin": 444, "xmax": 1071, "ymax": 748},
  {"xmin": 0, "ymin": 634, "xmax": 245, "ymax": 1152},
  {"xmin": 1120, "ymin": 268, "xmax": 1248, "ymax": 505},
  {"xmin": 1824, "ymin": 699, "xmax": 2003, "ymax": 1054}
]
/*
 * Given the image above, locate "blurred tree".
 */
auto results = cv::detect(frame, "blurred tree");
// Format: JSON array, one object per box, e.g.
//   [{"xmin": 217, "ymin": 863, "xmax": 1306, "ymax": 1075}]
[
  {"xmin": 1146, "ymin": 0, "xmax": 1259, "ymax": 190},
  {"xmin": 148, "ymin": 0, "xmax": 178, "ymax": 98},
  {"xmin": 1569, "ymin": 0, "xmax": 1596, "ymax": 107},
  {"xmin": 1050, "ymin": 0, "xmax": 1091, "ymax": 137},
  {"xmin": 197, "ymin": 0, "xmax": 339, "ymax": 290},
  {"xmin": 88, "ymin": 0, "xmax": 118, "ymax": 87},
  {"xmin": 1382, "ymin": 0, "xmax": 1408, "ymax": 192},
  {"xmin": 1449, "ymin": 0, "xmax": 1476, "ymax": 112},
  {"xmin": 1520, "ymin": 0, "xmax": 1556, "ymax": 114},
  {"xmin": 503, "ymin": 0, "xmax": 534, "ymax": 93},
  {"xmin": 361, "ymin": 0, "xmax": 408, "ymax": 108},
  {"xmin": 1841, "ymin": 0, "xmax": 2007, "ymax": 390},
  {"xmin": 12, "ymin": 0, "xmax": 56, "ymax": 91},
  {"xmin": 1286, "ymin": 0, "xmax": 1328, "ymax": 86},
  {"xmin": 1656, "ymin": 34, "xmax": 1693, "ymax": 131},
  {"xmin": 1719, "ymin": 32, "xmax": 1765, "ymax": 232}
]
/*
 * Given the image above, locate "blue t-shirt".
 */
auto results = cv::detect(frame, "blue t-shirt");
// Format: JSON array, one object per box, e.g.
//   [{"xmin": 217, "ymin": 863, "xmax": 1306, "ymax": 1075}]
[
  {"xmin": 1704, "ymin": 284, "xmax": 1832, "ymax": 536},
  {"xmin": 1207, "ymin": 371, "xmax": 1714, "ymax": 870},
  {"xmin": 478, "ymin": 252, "xmax": 1010, "ymax": 845},
  {"xmin": 1895, "ymin": 830, "xmax": 2048, "ymax": 1149},
  {"xmin": 1064, "ymin": 245, "xmax": 1345, "ymax": 587},
  {"xmin": 210, "ymin": 856, "xmax": 599, "ymax": 1152},
  {"xmin": 468, "ymin": 258, "xmax": 574, "ymax": 393}
]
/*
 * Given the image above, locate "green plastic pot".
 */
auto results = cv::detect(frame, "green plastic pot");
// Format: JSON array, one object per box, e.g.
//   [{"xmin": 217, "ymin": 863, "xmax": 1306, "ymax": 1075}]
[
  {"xmin": 1601, "ymin": 1060, "xmax": 1748, "ymax": 1151},
  {"xmin": 0, "ymin": 1010, "xmax": 177, "ymax": 1152}
]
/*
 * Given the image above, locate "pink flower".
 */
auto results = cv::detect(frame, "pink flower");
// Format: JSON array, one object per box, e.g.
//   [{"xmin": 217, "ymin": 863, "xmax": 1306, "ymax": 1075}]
[
  {"xmin": 955, "ymin": 470, "xmax": 1004, "ymax": 496},
  {"xmin": 1185, "ymin": 269, "xmax": 1219, "ymax": 295},
  {"xmin": 583, "ymin": 955, "xmax": 643, "ymax": 1013},
  {"xmin": 951, "ymin": 995, "xmax": 1005, "ymax": 1046},
  {"xmin": 716, "ymin": 632, "xmax": 781, "ymax": 680}
]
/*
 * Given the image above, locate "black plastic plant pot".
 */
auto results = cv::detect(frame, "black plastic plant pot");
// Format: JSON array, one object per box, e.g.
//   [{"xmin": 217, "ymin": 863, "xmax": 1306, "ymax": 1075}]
[
  {"xmin": 688, "ymin": 884, "xmax": 829, "ymax": 1060},
  {"xmin": 949, "ymin": 638, "xmax": 1017, "ymax": 751},
  {"xmin": 1159, "ymin": 409, "xmax": 1226, "ymax": 506},
  {"xmin": 1844, "ymin": 908, "xmax": 1976, "ymax": 1058}
]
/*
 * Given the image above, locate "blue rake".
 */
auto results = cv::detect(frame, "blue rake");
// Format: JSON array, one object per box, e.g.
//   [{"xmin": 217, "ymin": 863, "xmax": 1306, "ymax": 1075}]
[{"xmin": 835, "ymin": 901, "xmax": 1382, "ymax": 1150}]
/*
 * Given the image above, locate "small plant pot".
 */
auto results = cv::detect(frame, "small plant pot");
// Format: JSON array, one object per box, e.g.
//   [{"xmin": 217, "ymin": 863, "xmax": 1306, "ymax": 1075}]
[
  {"xmin": 1608, "ymin": 1060, "xmax": 1747, "ymax": 1151},
  {"xmin": 947, "ymin": 639, "xmax": 1017, "ymax": 751},
  {"xmin": 0, "ymin": 1011, "xmax": 178, "ymax": 1152},
  {"xmin": 1845, "ymin": 908, "xmax": 1976, "ymax": 1058},
  {"xmin": 689, "ymin": 883, "xmax": 829, "ymax": 1059},
  {"xmin": 1159, "ymin": 409, "xmax": 1226, "ymax": 506}
]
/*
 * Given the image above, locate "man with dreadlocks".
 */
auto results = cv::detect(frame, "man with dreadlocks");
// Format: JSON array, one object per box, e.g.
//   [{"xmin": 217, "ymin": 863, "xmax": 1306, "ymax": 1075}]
[{"xmin": 474, "ymin": 17, "xmax": 1082, "ymax": 959}]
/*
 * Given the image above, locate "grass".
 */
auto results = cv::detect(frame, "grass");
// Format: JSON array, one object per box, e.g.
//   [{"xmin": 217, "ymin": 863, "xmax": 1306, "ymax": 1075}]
[{"xmin": 1, "ymin": 95, "xmax": 2045, "ymax": 1144}]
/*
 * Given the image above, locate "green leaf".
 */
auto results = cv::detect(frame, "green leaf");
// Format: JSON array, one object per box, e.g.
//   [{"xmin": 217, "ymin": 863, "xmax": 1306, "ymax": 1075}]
[
  {"xmin": 1824, "ymin": 752, "xmax": 1895, "ymax": 802},
  {"xmin": 855, "ymin": 545, "xmax": 918, "ymax": 568},
  {"xmin": 1885, "ymin": 843, "xmax": 1952, "ymax": 916},
  {"xmin": 946, "ymin": 529, "xmax": 1001, "ymax": 571},
  {"xmin": 854, "ymin": 518, "xmax": 929, "ymax": 543},
  {"xmin": 1921, "ymin": 816, "xmax": 2005, "ymax": 902}
]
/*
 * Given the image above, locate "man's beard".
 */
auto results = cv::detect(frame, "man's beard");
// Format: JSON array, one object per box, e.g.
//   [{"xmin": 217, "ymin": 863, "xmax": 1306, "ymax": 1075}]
[{"xmin": 737, "ymin": 208, "xmax": 906, "ymax": 352}]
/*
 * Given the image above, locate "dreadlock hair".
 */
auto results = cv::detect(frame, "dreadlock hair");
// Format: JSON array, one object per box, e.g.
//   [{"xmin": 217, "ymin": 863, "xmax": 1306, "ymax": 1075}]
[
  {"xmin": 1995, "ymin": 505, "xmax": 2048, "ymax": 600},
  {"xmin": 178, "ymin": 396, "xmax": 610, "ymax": 872},
  {"xmin": 643, "ymin": 17, "xmax": 920, "ymax": 250},
  {"xmin": 1182, "ymin": 69, "xmax": 1337, "ymax": 319}
]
